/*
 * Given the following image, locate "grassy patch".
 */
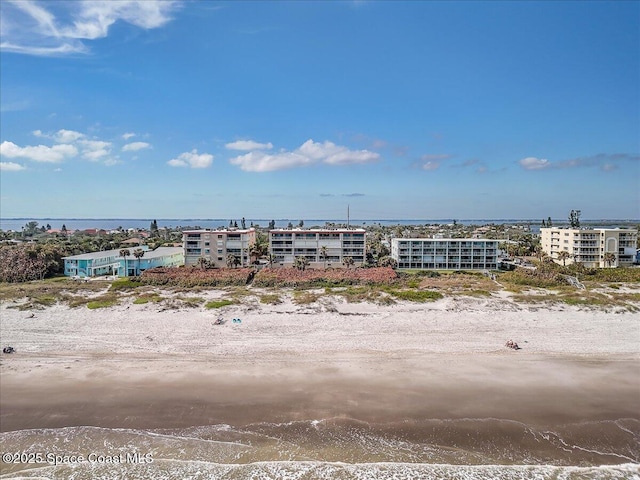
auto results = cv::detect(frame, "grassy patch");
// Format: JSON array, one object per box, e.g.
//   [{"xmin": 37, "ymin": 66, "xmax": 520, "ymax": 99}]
[
  {"xmin": 205, "ymin": 299, "xmax": 234, "ymax": 309},
  {"xmin": 110, "ymin": 278, "xmax": 142, "ymax": 291},
  {"xmin": 133, "ymin": 294, "xmax": 164, "ymax": 305},
  {"xmin": 86, "ymin": 294, "xmax": 118, "ymax": 309},
  {"xmin": 87, "ymin": 299, "xmax": 117, "ymax": 309},
  {"xmin": 177, "ymin": 296, "xmax": 205, "ymax": 307},
  {"xmin": 292, "ymin": 291, "xmax": 320, "ymax": 305},
  {"xmin": 387, "ymin": 289, "xmax": 443, "ymax": 302},
  {"xmin": 260, "ymin": 294, "xmax": 282, "ymax": 305}
]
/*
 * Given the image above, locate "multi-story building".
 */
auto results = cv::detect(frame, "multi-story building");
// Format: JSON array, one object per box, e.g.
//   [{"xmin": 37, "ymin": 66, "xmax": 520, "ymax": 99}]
[
  {"xmin": 391, "ymin": 238, "xmax": 499, "ymax": 270},
  {"xmin": 540, "ymin": 227, "xmax": 637, "ymax": 268},
  {"xmin": 63, "ymin": 246, "xmax": 183, "ymax": 277},
  {"xmin": 183, "ymin": 228, "xmax": 256, "ymax": 267},
  {"xmin": 269, "ymin": 228, "xmax": 366, "ymax": 268}
]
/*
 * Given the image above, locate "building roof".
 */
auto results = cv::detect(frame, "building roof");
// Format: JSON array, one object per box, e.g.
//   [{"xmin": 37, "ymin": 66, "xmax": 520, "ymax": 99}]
[
  {"xmin": 62, "ymin": 247, "xmax": 149, "ymax": 261},
  {"xmin": 270, "ymin": 228, "xmax": 366, "ymax": 234},
  {"xmin": 183, "ymin": 228, "xmax": 256, "ymax": 234},
  {"xmin": 393, "ymin": 238, "xmax": 499, "ymax": 242},
  {"xmin": 139, "ymin": 247, "xmax": 183, "ymax": 259}
]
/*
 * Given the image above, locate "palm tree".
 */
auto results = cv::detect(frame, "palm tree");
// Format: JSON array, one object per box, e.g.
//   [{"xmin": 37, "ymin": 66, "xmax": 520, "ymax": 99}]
[
  {"xmin": 226, "ymin": 253, "xmax": 238, "ymax": 268},
  {"xmin": 119, "ymin": 249, "xmax": 131, "ymax": 276},
  {"xmin": 603, "ymin": 252, "xmax": 616, "ymax": 268},
  {"xmin": 197, "ymin": 256, "xmax": 208, "ymax": 270},
  {"xmin": 557, "ymin": 250, "xmax": 571, "ymax": 267},
  {"xmin": 294, "ymin": 256, "xmax": 309, "ymax": 271},
  {"xmin": 342, "ymin": 256, "xmax": 355, "ymax": 269},
  {"xmin": 133, "ymin": 248, "xmax": 145, "ymax": 275},
  {"xmin": 266, "ymin": 254, "xmax": 276, "ymax": 268},
  {"xmin": 319, "ymin": 246, "xmax": 328, "ymax": 269}
]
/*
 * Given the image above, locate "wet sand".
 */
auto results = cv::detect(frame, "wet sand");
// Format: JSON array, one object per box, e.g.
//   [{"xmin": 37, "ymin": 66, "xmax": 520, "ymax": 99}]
[{"xmin": 2, "ymin": 352, "xmax": 638, "ymax": 433}]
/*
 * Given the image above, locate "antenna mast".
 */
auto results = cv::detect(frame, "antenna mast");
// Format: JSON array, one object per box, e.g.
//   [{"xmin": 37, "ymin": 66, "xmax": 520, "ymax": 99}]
[{"xmin": 347, "ymin": 204, "xmax": 350, "ymax": 228}]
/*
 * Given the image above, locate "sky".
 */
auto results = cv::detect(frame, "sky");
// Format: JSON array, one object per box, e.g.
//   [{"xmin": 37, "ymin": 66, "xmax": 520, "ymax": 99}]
[{"xmin": 0, "ymin": 0, "xmax": 638, "ymax": 221}]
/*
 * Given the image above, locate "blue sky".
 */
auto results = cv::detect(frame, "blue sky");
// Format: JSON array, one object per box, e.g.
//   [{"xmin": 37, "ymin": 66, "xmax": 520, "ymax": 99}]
[{"xmin": 1, "ymin": 0, "xmax": 638, "ymax": 220}]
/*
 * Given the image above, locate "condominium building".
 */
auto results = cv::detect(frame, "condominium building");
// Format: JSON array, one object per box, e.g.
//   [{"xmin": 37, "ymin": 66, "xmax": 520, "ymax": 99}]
[
  {"xmin": 183, "ymin": 228, "xmax": 256, "ymax": 267},
  {"xmin": 63, "ymin": 246, "xmax": 183, "ymax": 277},
  {"xmin": 269, "ymin": 228, "xmax": 366, "ymax": 268},
  {"xmin": 391, "ymin": 238, "xmax": 499, "ymax": 270},
  {"xmin": 540, "ymin": 227, "xmax": 637, "ymax": 268}
]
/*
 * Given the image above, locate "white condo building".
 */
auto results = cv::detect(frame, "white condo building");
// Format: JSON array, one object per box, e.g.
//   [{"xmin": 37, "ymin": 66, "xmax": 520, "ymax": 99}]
[
  {"xmin": 391, "ymin": 238, "xmax": 499, "ymax": 270},
  {"xmin": 540, "ymin": 227, "xmax": 637, "ymax": 268},
  {"xmin": 269, "ymin": 228, "xmax": 366, "ymax": 268},
  {"xmin": 183, "ymin": 228, "xmax": 256, "ymax": 268}
]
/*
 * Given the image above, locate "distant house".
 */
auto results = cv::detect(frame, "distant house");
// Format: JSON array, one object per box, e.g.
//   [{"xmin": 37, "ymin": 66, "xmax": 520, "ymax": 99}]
[
  {"xmin": 63, "ymin": 246, "xmax": 183, "ymax": 278},
  {"xmin": 121, "ymin": 237, "xmax": 144, "ymax": 246},
  {"xmin": 78, "ymin": 228, "xmax": 106, "ymax": 236}
]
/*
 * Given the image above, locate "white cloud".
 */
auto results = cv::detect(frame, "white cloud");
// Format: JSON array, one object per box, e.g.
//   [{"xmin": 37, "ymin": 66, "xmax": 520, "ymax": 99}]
[
  {"xmin": 422, "ymin": 161, "xmax": 440, "ymax": 171},
  {"xmin": 419, "ymin": 153, "xmax": 453, "ymax": 171},
  {"xmin": 225, "ymin": 140, "xmax": 274, "ymax": 151},
  {"xmin": 0, "ymin": 161, "xmax": 26, "ymax": 171},
  {"xmin": 229, "ymin": 139, "xmax": 380, "ymax": 172},
  {"xmin": 79, "ymin": 139, "xmax": 112, "ymax": 161},
  {"xmin": 122, "ymin": 141, "xmax": 150, "ymax": 152},
  {"xmin": 1, "ymin": 1, "xmax": 182, "ymax": 57},
  {"xmin": 122, "ymin": 132, "xmax": 136, "ymax": 140},
  {"xmin": 0, "ymin": 140, "xmax": 77, "ymax": 163},
  {"xmin": 104, "ymin": 158, "xmax": 122, "ymax": 166},
  {"xmin": 167, "ymin": 149, "xmax": 213, "ymax": 169},
  {"xmin": 230, "ymin": 151, "xmax": 311, "ymax": 172},
  {"xmin": 518, "ymin": 157, "xmax": 552, "ymax": 170},
  {"xmin": 32, "ymin": 128, "xmax": 85, "ymax": 143},
  {"xmin": 53, "ymin": 129, "xmax": 85, "ymax": 143}
]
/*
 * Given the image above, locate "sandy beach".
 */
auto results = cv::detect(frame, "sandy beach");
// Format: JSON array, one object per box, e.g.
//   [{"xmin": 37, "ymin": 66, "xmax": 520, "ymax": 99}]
[
  {"xmin": 1, "ymin": 290, "xmax": 639, "ymax": 430},
  {"xmin": 1, "ymin": 289, "xmax": 639, "ymax": 478}
]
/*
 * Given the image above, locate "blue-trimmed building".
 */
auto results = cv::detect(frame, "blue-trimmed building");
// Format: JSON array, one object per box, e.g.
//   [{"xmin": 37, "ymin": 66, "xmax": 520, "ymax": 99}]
[{"xmin": 63, "ymin": 247, "xmax": 183, "ymax": 278}]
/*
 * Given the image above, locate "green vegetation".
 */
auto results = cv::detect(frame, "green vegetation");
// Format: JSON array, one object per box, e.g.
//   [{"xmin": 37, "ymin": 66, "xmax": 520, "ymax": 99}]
[
  {"xmin": 133, "ymin": 293, "xmax": 164, "ymax": 304},
  {"xmin": 292, "ymin": 290, "xmax": 320, "ymax": 305},
  {"xmin": 110, "ymin": 278, "xmax": 142, "ymax": 291},
  {"xmin": 205, "ymin": 299, "xmax": 234, "ymax": 309},
  {"xmin": 385, "ymin": 289, "xmax": 443, "ymax": 302},
  {"xmin": 177, "ymin": 296, "xmax": 205, "ymax": 307},
  {"xmin": 260, "ymin": 293, "xmax": 282, "ymax": 304}
]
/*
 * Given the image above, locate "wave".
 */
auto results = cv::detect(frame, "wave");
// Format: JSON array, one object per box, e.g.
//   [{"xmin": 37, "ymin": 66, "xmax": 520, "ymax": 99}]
[{"xmin": 1, "ymin": 418, "xmax": 638, "ymax": 479}]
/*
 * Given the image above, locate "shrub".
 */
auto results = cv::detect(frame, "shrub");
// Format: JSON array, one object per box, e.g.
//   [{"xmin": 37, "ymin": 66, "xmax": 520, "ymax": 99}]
[
  {"xmin": 254, "ymin": 267, "xmax": 397, "ymax": 288},
  {"xmin": 141, "ymin": 267, "xmax": 254, "ymax": 287}
]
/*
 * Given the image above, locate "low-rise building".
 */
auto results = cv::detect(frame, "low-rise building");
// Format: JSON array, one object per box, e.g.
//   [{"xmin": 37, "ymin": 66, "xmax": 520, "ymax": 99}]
[
  {"xmin": 63, "ymin": 246, "xmax": 183, "ymax": 277},
  {"xmin": 540, "ymin": 227, "xmax": 637, "ymax": 267},
  {"xmin": 183, "ymin": 228, "xmax": 256, "ymax": 268},
  {"xmin": 391, "ymin": 238, "xmax": 499, "ymax": 270},
  {"xmin": 269, "ymin": 228, "xmax": 366, "ymax": 268}
]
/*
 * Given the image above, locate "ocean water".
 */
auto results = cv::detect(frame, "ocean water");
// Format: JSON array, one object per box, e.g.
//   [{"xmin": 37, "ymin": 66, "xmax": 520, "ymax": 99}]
[
  {"xmin": 0, "ymin": 218, "xmax": 539, "ymax": 232},
  {"xmin": 1, "ymin": 418, "xmax": 638, "ymax": 479}
]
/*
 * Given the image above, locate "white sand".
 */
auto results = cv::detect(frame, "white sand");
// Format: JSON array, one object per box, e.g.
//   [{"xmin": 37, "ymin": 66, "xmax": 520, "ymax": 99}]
[{"xmin": 1, "ymin": 289, "xmax": 638, "ymax": 360}]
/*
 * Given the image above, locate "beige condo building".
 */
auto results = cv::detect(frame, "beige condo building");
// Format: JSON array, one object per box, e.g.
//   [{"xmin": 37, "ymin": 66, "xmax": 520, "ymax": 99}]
[
  {"xmin": 540, "ymin": 227, "xmax": 637, "ymax": 268},
  {"xmin": 269, "ymin": 228, "xmax": 366, "ymax": 268},
  {"xmin": 183, "ymin": 228, "xmax": 256, "ymax": 268}
]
